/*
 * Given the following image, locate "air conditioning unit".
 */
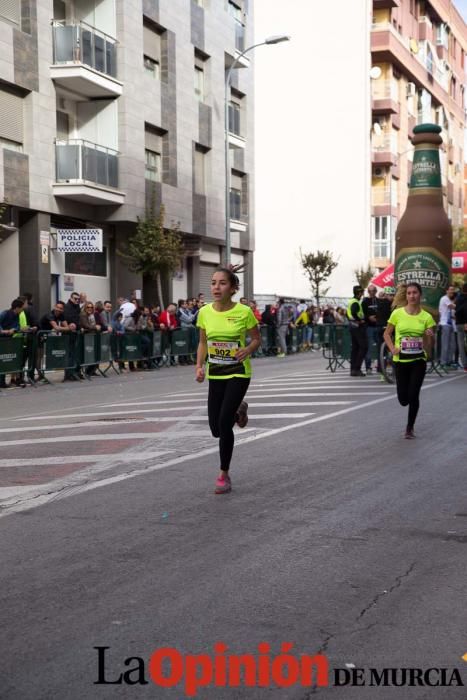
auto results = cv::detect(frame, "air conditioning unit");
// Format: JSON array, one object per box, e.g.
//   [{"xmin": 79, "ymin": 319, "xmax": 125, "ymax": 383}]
[
  {"xmin": 407, "ymin": 82, "xmax": 416, "ymax": 97},
  {"xmin": 454, "ymin": 162, "xmax": 461, "ymax": 174}
]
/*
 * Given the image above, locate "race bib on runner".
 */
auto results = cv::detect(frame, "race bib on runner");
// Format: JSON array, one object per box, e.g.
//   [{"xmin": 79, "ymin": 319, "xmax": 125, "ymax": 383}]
[
  {"xmin": 207, "ymin": 341, "xmax": 240, "ymax": 365},
  {"xmin": 400, "ymin": 337, "xmax": 424, "ymax": 354}
]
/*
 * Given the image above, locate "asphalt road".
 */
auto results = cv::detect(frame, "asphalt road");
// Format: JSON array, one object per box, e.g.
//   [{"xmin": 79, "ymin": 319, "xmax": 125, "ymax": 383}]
[{"xmin": 0, "ymin": 354, "xmax": 466, "ymax": 699}]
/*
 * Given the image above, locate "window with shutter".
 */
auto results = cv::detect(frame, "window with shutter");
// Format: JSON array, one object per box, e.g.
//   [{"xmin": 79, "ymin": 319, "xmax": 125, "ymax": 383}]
[
  {"xmin": 0, "ymin": 0, "xmax": 20, "ymax": 26},
  {"xmin": 0, "ymin": 88, "xmax": 23, "ymax": 149},
  {"xmin": 143, "ymin": 23, "xmax": 161, "ymax": 63},
  {"xmin": 145, "ymin": 125, "xmax": 165, "ymax": 182}
]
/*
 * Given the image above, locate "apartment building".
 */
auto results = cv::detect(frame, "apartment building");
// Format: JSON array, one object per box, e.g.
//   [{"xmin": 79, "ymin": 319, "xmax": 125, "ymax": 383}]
[
  {"xmin": 0, "ymin": 0, "xmax": 254, "ymax": 313},
  {"xmin": 371, "ymin": 0, "xmax": 466, "ymax": 272}
]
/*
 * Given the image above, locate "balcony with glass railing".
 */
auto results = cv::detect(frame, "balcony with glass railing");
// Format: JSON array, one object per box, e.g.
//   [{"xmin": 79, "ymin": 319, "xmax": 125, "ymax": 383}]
[
  {"xmin": 53, "ymin": 139, "xmax": 125, "ymax": 205},
  {"xmin": 50, "ymin": 21, "xmax": 123, "ymax": 98},
  {"xmin": 372, "ymin": 187, "xmax": 391, "ymax": 206},
  {"xmin": 372, "ymin": 134, "xmax": 398, "ymax": 166},
  {"xmin": 372, "ymin": 80, "xmax": 399, "ymax": 115},
  {"xmin": 371, "ymin": 21, "xmax": 450, "ymax": 96}
]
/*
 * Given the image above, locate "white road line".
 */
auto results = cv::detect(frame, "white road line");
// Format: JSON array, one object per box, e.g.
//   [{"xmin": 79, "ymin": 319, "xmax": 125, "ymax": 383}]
[
  {"xmin": 0, "ymin": 421, "xmax": 230, "ymax": 435},
  {"xmin": 17, "ymin": 402, "xmax": 352, "ymax": 421},
  {"xmin": 99, "ymin": 392, "xmax": 388, "ymax": 408},
  {"xmin": 18, "ymin": 407, "xmax": 205, "ymax": 421},
  {"xmin": 2, "ymin": 375, "xmax": 460, "ymax": 517},
  {"xmin": 244, "ymin": 392, "xmax": 388, "ymax": 398},
  {"xmin": 100, "ymin": 399, "xmax": 205, "ymax": 407},
  {"xmin": 127, "ymin": 385, "xmax": 390, "ymax": 399},
  {"xmin": 0, "ymin": 417, "xmax": 258, "ymax": 431},
  {"xmin": 244, "ymin": 401, "xmax": 354, "ymax": 407},
  {"xmin": 185, "ymin": 413, "xmax": 315, "ymax": 420},
  {"xmin": 0, "ymin": 451, "xmax": 172, "ymax": 468},
  {"xmin": 0, "ymin": 433, "xmax": 176, "ymax": 447}
]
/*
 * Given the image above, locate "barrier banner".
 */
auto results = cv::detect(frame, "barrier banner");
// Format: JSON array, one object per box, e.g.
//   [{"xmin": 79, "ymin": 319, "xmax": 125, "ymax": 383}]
[
  {"xmin": 287, "ymin": 328, "xmax": 298, "ymax": 353},
  {"xmin": 81, "ymin": 333, "xmax": 98, "ymax": 366},
  {"xmin": 121, "ymin": 334, "xmax": 142, "ymax": 361},
  {"xmin": 171, "ymin": 329, "xmax": 190, "ymax": 356},
  {"xmin": 260, "ymin": 326, "xmax": 270, "ymax": 347},
  {"xmin": 152, "ymin": 330, "xmax": 162, "ymax": 357},
  {"xmin": 0, "ymin": 337, "xmax": 24, "ymax": 374},
  {"xmin": 99, "ymin": 333, "xmax": 112, "ymax": 363},
  {"xmin": 43, "ymin": 334, "xmax": 72, "ymax": 370}
]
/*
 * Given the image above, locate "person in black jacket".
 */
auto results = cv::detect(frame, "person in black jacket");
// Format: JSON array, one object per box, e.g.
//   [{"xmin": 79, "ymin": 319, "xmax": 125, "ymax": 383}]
[
  {"xmin": 63, "ymin": 293, "xmax": 82, "ymax": 380},
  {"xmin": 362, "ymin": 285, "xmax": 380, "ymax": 373},
  {"xmin": 455, "ymin": 283, "xmax": 467, "ymax": 371}
]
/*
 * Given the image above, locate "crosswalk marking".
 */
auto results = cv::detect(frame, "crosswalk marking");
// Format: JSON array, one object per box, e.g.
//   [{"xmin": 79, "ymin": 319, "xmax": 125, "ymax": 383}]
[
  {"xmin": 0, "ymin": 452, "xmax": 172, "ymax": 468},
  {"xmin": 184, "ymin": 413, "xmax": 315, "ymax": 420},
  {"xmin": 97, "ymin": 391, "xmax": 388, "ymax": 409},
  {"xmin": 17, "ymin": 401, "xmax": 352, "ymax": 421},
  {"xmin": 0, "ymin": 433, "xmax": 177, "ymax": 447}
]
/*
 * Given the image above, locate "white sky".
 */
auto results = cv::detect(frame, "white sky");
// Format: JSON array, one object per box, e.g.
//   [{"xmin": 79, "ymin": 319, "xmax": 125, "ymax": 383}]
[
  {"xmin": 253, "ymin": 0, "xmax": 467, "ymax": 298},
  {"xmin": 253, "ymin": 1, "xmax": 322, "ymax": 297}
]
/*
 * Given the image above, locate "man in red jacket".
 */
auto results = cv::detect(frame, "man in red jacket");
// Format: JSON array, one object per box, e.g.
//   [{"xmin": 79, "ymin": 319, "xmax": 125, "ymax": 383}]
[{"xmin": 159, "ymin": 303, "xmax": 179, "ymax": 365}]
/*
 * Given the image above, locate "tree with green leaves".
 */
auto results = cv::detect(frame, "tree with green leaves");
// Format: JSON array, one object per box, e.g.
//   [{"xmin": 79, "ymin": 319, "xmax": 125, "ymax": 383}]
[
  {"xmin": 118, "ymin": 205, "xmax": 183, "ymax": 309},
  {"xmin": 354, "ymin": 263, "xmax": 374, "ymax": 290},
  {"xmin": 300, "ymin": 249, "xmax": 338, "ymax": 308},
  {"xmin": 452, "ymin": 226, "xmax": 467, "ymax": 285}
]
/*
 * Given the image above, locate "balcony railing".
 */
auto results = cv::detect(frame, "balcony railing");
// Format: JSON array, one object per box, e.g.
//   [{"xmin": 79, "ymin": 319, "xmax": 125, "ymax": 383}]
[
  {"xmin": 371, "ymin": 21, "xmax": 449, "ymax": 94},
  {"xmin": 372, "ymin": 187, "xmax": 391, "ymax": 205},
  {"xmin": 230, "ymin": 190, "xmax": 242, "ymax": 220},
  {"xmin": 372, "ymin": 134, "xmax": 398, "ymax": 152},
  {"xmin": 235, "ymin": 22, "xmax": 245, "ymax": 52},
  {"xmin": 371, "ymin": 21, "xmax": 410, "ymax": 51},
  {"xmin": 55, "ymin": 139, "xmax": 119, "ymax": 189},
  {"xmin": 228, "ymin": 104, "xmax": 241, "ymax": 136},
  {"xmin": 372, "ymin": 80, "xmax": 398, "ymax": 101},
  {"xmin": 52, "ymin": 20, "xmax": 117, "ymax": 79}
]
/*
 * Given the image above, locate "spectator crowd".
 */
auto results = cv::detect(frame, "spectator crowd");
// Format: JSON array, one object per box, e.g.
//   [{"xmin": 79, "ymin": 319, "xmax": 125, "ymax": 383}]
[{"xmin": 1, "ymin": 284, "xmax": 466, "ymax": 388}]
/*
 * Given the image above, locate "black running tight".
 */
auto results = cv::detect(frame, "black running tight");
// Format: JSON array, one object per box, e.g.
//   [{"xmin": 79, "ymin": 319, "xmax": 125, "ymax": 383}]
[
  {"xmin": 394, "ymin": 360, "xmax": 426, "ymax": 430},
  {"xmin": 208, "ymin": 378, "xmax": 250, "ymax": 471}
]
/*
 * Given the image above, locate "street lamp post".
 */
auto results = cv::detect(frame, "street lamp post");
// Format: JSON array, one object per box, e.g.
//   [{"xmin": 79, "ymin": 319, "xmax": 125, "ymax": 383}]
[{"xmin": 224, "ymin": 34, "xmax": 290, "ymax": 266}]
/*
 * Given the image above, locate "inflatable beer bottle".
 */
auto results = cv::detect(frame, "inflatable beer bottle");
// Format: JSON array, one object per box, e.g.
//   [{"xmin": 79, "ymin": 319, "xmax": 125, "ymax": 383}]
[{"xmin": 394, "ymin": 123, "xmax": 452, "ymax": 318}]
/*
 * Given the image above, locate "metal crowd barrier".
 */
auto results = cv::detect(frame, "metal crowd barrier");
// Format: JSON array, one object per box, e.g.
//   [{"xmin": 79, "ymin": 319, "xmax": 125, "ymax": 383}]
[
  {"xmin": 5, "ymin": 323, "xmax": 451, "ymax": 387},
  {"xmin": 0, "ymin": 328, "xmax": 201, "ymax": 386}
]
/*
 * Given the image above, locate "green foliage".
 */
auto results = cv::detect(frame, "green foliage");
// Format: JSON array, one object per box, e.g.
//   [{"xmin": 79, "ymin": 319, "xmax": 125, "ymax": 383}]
[
  {"xmin": 452, "ymin": 227, "xmax": 467, "ymax": 286},
  {"xmin": 453, "ymin": 226, "xmax": 467, "ymax": 252},
  {"xmin": 119, "ymin": 205, "xmax": 182, "ymax": 277},
  {"xmin": 300, "ymin": 249, "xmax": 338, "ymax": 307},
  {"xmin": 354, "ymin": 263, "xmax": 374, "ymax": 290},
  {"xmin": 118, "ymin": 205, "xmax": 183, "ymax": 307}
]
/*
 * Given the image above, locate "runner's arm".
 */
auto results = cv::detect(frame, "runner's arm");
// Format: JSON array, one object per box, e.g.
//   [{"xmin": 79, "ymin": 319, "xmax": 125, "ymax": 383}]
[
  {"xmin": 423, "ymin": 326, "xmax": 435, "ymax": 358},
  {"xmin": 196, "ymin": 328, "xmax": 207, "ymax": 382},
  {"xmin": 383, "ymin": 323, "xmax": 400, "ymax": 355},
  {"xmin": 235, "ymin": 325, "xmax": 261, "ymax": 362}
]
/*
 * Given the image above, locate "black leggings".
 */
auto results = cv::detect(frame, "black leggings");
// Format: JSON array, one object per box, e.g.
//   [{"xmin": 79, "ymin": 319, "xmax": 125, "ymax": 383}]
[
  {"xmin": 208, "ymin": 377, "xmax": 250, "ymax": 471},
  {"xmin": 394, "ymin": 360, "xmax": 426, "ymax": 430}
]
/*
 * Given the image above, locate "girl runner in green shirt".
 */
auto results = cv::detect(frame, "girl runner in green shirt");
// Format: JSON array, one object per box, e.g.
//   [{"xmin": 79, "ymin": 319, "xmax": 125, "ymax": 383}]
[
  {"xmin": 196, "ymin": 265, "xmax": 261, "ymax": 494},
  {"xmin": 383, "ymin": 282, "xmax": 436, "ymax": 439}
]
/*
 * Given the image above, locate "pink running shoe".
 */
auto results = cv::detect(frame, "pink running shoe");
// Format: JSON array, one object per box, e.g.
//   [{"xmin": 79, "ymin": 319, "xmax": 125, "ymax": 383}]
[
  {"xmin": 404, "ymin": 428, "xmax": 416, "ymax": 439},
  {"xmin": 235, "ymin": 401, "xmax": 248, "ymax": 428},
  {"xmin": 215, "ymin": 474, "xmax": 232, "ymax": 494}
]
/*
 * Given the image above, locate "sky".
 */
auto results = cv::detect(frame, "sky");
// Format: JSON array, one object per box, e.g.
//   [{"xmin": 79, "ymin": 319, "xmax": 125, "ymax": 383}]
[
  {"xmin": 454, "ymin": 0, "xmax": 467, "ymax": 21},
  {"xmin": 253, "ymin": 0, "xmax": 467, "ymax": 298}
]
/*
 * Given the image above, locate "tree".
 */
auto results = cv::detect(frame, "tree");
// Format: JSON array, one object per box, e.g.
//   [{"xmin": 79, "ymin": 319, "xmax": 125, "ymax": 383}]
[
  {"xmin": 300, "ymin": 249, "xmax": 338, "ymax": 308},
  {"xmin": 354, "ymin": 263, "xmax": 374, "ymax": 290},
  {"xmin": 118, "ymin": 205, "xmax": 183, "ymax": 309},
  {"xmin": 452, "ymin": 226, "xmax": 467, "ymax": 285}
]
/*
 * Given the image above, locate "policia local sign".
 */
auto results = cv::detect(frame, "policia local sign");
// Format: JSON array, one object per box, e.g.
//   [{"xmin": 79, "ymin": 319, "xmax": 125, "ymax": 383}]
[{"xmin": 56, "ymin": 229, "xmax": 103, "ymax": 253}]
